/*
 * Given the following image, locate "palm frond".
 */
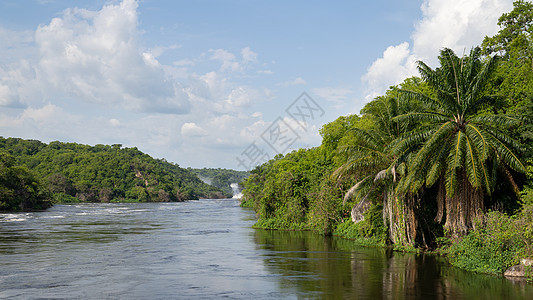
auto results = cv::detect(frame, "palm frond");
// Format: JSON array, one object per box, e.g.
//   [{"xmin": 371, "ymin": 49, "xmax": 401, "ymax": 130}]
[
  {"xmin": 470, "ymin": 114, "xmax": 522, "ymax": 128},
  {"xmin": 464, "ymin": 54, "xmax": 499, "ymax": 113},
  {"xmin": 425, "ymin": 142, "xmax": 449, "ymax": 186},
  {"xmin": 393, "ymin": 112, "xmax": 449, "ymax": 124},
  {"xmin": 374, "ymin": 169, "xmax": 389, "ymax": 182},
  {"xmin": 410, "ymin": 121, "xmax": 455, "ymax": 172},
  {"xmin": 485, "ymin": 132, "xmax": 526, "ymax": 173},
  {"xmin": 343, "ymin": 176, "xmax": 373, "ymax": 205},
  {"xmin": 464, "ymin": 134, "xmax": 483, "ymax": 188},
  {"xmin": 465, "ymin": 124, "xmax": 488, "ymax": 160},
  {"xmin": 444, "ymin": 130, "xmax": 466, "ymax": 196}
]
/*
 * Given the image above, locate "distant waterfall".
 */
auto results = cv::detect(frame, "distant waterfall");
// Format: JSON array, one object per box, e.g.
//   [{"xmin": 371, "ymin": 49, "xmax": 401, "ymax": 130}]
[{"xmin": 230, "ymin": 183, "xmax": 243, "ymax": 199}]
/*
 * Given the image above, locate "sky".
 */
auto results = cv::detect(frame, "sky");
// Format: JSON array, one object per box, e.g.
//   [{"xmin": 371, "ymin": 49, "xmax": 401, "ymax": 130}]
[{"xmin": 0, "ymin": 0, "xmax": 514, "ymax": 170}]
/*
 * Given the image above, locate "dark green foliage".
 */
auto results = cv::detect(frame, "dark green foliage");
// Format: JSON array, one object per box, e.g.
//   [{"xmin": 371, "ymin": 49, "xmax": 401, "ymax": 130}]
[
  {"xmin": 396, "ymin": 47, "xmax": 525, "ymax": 236},
  {"xmin": 0, "ymin": 137, "xmax": 225, "ymax": 203},
  {"xmin": 241, "ymin": 118, "xmax": 355, "ymax": 235},
  {"xmin": 333, "ymin": 203, "xmax": 388, "ymax": 246},
  {"xmin": 446, "ymin": 205, "xmax": 533, "ymax": 275},
  {"xmin": 0, "ymin": 151, "xmax": 51, "ymax": 211}
]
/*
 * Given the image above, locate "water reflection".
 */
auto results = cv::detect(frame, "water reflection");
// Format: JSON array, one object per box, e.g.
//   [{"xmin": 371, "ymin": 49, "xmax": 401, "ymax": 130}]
[{"xmin": 253, "ymin": 230, "xmax": 533, "ymax": 299}]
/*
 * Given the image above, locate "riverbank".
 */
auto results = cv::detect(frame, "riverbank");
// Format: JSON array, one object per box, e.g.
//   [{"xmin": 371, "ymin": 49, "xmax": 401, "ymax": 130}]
[{"xmin": 245, "ymin": 201, "xmax": 533, "ymax": 281}]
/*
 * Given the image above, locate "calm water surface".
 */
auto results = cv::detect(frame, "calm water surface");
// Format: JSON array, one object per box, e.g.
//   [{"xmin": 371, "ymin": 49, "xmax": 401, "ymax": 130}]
[{"xmin": 0, "ymin": 199, "xmax": 531, "ymax": 299}]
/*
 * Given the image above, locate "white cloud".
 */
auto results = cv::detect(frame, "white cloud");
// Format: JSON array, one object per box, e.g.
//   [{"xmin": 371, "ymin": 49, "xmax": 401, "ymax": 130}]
[
  {"xmin": 241, "ymin": 47, "xmax": 258, "ymax": 63},
  {"xmin": 0, "ymin": 1, "xmax": 301, "ymax": 169},
  {"xmin": 361, "ymin": 0, "xmax": 513, "ymax": 102},
  {"xmin": 209, "ymin": 47, "xmax": 259, "ymax": 73},
  {"xmin": 181, "ymin": 122, "xmax": 208, "ymax": 137},
  {"xmin": 173, "ymin": 58, "xmax": 195, "ymax": 67},
  {"xmin": 362, "ymin": 43, "xmax": 417, "ymax": 101},
  {"xmin": 0, "ymin": 84, "xmax": 19, "ymax": 107},
  {"xmin": 209, "ymin": 48, "xmax": 241, "ymax": 72},
  {"xmin": 225, "ymin": 86, "xmax": 260, "ymax": 107},
  {"xmin": 0, "ymin": 104, "xmax": 80, "ymax": 140},
  {"xmin": 257, "ymin": 70, "xmax": 273, "ymax": 75},
  {"xmin": 109, "ymin": 118, "xmax": 121, "ymax": 126},
  {"xmin": 210, "ymin": 48, "xmax": 236, "ymax": 62},
  {"xmin": 23, "ymin": 0, "xmax": 190, "ymax": 114}
]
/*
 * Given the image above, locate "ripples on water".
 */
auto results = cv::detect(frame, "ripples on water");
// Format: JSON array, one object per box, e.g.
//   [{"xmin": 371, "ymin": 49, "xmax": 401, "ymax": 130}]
[{"xmin": 0, "ymin": 200, "xmax": 531, "ymax": 299}]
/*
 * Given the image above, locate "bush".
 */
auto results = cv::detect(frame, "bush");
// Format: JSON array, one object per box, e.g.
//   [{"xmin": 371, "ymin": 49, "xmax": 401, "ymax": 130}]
[
  {"xmin": 446, "ymin": 207, "xmax": 533, "ymax": 275},
  {"xmin": 53, "ymin": 192, "xmax": 80, "ymax": 203},
  {"xmin": 333, "ymin": 203, "xmax": 388, "ymax": 246}
]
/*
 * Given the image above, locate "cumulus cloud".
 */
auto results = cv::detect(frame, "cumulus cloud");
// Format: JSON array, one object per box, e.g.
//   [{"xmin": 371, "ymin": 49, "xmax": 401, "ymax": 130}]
[
  {"xmin": 0, "ymin": 104, "xmax": 80, "ymax": 140},
  {"xmin": 1, "ymin": 0, "xmax": 190, "ymax": 114},
  {"xmin": 181, "ymin": 122, "xmax": 208, "ymax": 137},
  {"xmin": 241, "ymin": 47, "xmax": 258, "ymax": 63},
  {"xmin": 209, "ymin": 46, "xmax": 259, "ymax": 73},
  {"xmin": 209, "ymin": 48, "xmax": 240, "ymax": 72},
  {"xmin": 362, "ymin": 0, "xmax": 513, "ymax": 102},
  {"xmin": 225, "ymin": 86, "xmax": 262, "ymax": 108},
  {"xmin": 362, "ymin": 43, "xmax": 417, "ymax": 101},
  {"xmin": 0, "ymin": 0, "xmax": 285, "ymax": 168}
]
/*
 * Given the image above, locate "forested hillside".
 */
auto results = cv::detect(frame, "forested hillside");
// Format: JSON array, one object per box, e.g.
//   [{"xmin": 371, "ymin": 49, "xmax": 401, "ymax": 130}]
[
  {"xmin": 241, "ymin": 1, "xmax": 533, "ymax": 275},
  {"xmin": 189, "ymin": 168, "xmax": 250, "ymax": 195},
  {"xmin": 0, "ymin": 137, "xmax": 228, "ymax": 209},
  {"xmin": 0, "ymin": 151, "xmax": 51, "ymax": 211}
]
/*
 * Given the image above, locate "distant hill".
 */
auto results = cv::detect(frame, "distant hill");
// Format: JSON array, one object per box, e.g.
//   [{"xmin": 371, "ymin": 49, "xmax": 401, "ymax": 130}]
[
  {"xmin": 0, "ymin": 137, "xmax": 229, "ymax": 208},
  {"xmin": 189, "ymin": 168, "xmax": 250, "ymax": 196}
]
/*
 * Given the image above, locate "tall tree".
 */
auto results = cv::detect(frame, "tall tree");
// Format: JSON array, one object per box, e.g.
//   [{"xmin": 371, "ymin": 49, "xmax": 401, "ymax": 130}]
[
  {"xmin": 333, "ymin": 94, "xmax": 419, "ymax": 245},
  {"xmin": 396, "ymin": 47, "xmax": 526, "ymax": 236}
]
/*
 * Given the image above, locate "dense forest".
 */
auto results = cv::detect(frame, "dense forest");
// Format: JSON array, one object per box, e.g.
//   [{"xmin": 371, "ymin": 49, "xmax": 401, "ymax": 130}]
[
  {"xmin": 0, "ymin": 137, "xmax": 228, "ymax": 210},
  {"xmin": 241, "ymin": 1, "xmax": 533, "ymax": 276},
  {"xmin": 189, "ymin": 168, "xmax": 250, "ymax": 196}
]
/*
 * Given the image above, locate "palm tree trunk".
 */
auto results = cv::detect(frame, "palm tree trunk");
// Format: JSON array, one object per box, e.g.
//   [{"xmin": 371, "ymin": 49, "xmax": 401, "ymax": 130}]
[
  {"xmin": 442, "ymin": 170, "xmax": 484, "ymax": 236},
  {"xmin": 383, "ymin": 187, "xmax": 417, "ymax": 246}
]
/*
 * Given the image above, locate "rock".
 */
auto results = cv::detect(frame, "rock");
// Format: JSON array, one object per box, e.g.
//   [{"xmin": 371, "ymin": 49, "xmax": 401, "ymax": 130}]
[{"xmin": 504, "ymin": 264, "xmax": 525, "ymax": 277}]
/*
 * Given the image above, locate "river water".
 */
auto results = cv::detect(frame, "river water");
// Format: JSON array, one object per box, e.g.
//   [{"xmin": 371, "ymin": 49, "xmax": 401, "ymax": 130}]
[{"xmin": 0, "ymin": 199, "xmax": 531, "ymax": 299}]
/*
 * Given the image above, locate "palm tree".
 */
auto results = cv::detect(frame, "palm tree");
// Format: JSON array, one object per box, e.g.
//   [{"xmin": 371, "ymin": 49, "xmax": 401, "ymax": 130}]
[
  {"xmin": 333, "ymin": 94, "xmax": 419, "ymax": 245},
  {"xmin": 395, "ymin": 47, "xmax": 526, "ymax": 236}
]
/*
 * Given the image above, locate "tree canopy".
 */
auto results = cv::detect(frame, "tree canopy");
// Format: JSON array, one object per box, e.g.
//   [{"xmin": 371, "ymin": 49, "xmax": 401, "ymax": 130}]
[{"xmin": 0, "ymin": 137, "xmax": 228, "ymax": 208}]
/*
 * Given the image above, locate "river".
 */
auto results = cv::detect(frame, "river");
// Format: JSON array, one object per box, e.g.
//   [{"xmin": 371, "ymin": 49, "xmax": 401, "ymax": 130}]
[{"xmin": 0, "ymin": 199, "xmax": 531, "ymax": 299}]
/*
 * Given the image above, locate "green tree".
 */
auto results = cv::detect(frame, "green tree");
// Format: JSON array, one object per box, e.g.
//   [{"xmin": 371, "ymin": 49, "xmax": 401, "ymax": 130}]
[
  {"xmin": 0, "ymin": 152, "xmax": 51, "ymax": 210},
  {"xmin": 482, "ymin": 0, "xmax": 533, "ymax": 65},
  {"xmin": 332, "ymin": 94, "xmax": 420, "ymax": 246},
  {"xmin": 397, "ymin": 47, "xmax": 526, "ymax": 236}
]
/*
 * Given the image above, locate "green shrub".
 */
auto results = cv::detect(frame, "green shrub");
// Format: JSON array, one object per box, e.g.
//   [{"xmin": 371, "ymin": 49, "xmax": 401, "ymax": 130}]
[
  {"xmin": 53, "ymin": 192, "xmax": 80, "ymax": 203},
  {"xmin": 446, "ymin": 208, "xmax": 533, "ymax": 275},
  {"xmin": 333, "ymin": 203, "xmax": 388, "ymax": 246},
  {"xmin": 253, "ymin": 217, "xmax": 308, "ymax": 231}
]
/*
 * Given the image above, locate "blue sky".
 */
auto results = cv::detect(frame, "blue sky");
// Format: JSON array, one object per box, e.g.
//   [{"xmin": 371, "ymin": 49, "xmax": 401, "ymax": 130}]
[{"xmin": 0, "ymin": 0, "xmax": 514, "ymax": 170}]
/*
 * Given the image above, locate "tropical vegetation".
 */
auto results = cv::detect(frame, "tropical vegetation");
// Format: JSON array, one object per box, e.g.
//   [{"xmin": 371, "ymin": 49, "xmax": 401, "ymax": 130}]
[
  {"xmin": 0, "ymin": 137, "xmax": 228, "ymax": 210},
  {"xmin": 0, "ymin": 151, "xmax": 51, "ymax": 211},
  {"xmin": 241, "ymin": 0, "xmax": 533, "ymax": 275}
]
